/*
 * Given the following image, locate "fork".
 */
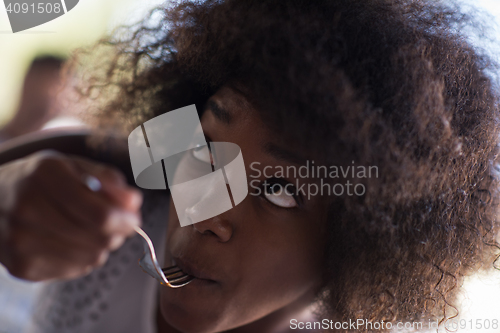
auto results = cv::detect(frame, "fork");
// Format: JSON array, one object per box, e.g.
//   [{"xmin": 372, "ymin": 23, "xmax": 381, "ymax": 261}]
[
  {"xmin": 133, "ymin": 225, "xmax": 194, "ymax": 288},
  {"xmin": 82, "ymin": 174, "xmax": 193, "ymax": 288}
]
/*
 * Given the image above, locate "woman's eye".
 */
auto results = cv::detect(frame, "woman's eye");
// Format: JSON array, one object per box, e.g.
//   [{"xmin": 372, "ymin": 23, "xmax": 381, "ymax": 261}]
[
  {"xmin": 192, "ymin": 145, "xmax": 213, "ymax": 164},
  {"xmin": 264, "ymin": 182, "xmax": 298, "ymax": 208}
]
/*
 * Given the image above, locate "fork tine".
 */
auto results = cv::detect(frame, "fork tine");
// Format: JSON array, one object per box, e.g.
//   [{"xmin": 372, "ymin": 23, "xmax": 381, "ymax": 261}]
[
  {"xmin": 169, "ymin": 278, "xmax": 194, "ymax": 288},
  {"xmin": 164, "ymin": 271, "xmax": 184, "ymax": 279},
  {"xmin": 162, "ymin": 266, "xmax": 194, "ymax": 286},
  {"xmin": 162, "ymin": 266, "xmax": 187, "ymax": 278},
  {"xmin": 162, "ymin": 266, "xmax": 180, "ymax": 274},
  {"xmin": 162, "ymin": 267, "xmax": 191, "ymax": 279},
  {"xmin": 163, "ymin": 268, "xmax": 182, "ymax": 274},
  {"xmin": 162, "ymin": 265, "xmax": 182, "ymax": 272},
  {"xmin": 134, "ymin": 225, "xmax": 194, "ymax": 288},
  {"xmin": 169, "ymin": 275, "xmax": 193, "ymax": 284}
]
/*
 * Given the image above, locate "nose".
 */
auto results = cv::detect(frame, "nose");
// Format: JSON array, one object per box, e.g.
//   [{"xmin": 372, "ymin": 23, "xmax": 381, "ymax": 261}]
[{"xmin": 191, "ymin": 215, "xmax": 233, "ymax": 242}]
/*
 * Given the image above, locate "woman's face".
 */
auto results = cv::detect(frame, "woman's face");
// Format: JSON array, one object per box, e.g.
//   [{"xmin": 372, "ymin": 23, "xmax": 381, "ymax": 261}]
[{"xmin": 161, "ymin": 86, "xmax": 330, "ymax": 333}]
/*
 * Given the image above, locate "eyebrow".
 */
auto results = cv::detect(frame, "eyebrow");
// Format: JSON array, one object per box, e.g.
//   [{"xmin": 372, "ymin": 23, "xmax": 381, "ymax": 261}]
[
  {"xmin": 205, "ymin": 99, "xmax": 305, "ymax": 165},
  {"xmin": 206, "ymin": 100, "xmax": 232, "ymax": 124},
  {"xmin": 264, "ymin": 142, "xmax": 307, "ymax": 165}
]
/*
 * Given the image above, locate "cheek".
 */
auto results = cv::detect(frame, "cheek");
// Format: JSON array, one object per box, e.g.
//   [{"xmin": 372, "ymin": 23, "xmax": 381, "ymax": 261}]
[
  {"xmin": 224, "ymin": 222, "xmax": 325, "ymax": 320},
  {"xmin": 243, "ymin": 200, "xmax": 327, "ymax": 292},
  {"xmin": 245, "ymin": 229, "xmax": 323, "ymax": 293}
]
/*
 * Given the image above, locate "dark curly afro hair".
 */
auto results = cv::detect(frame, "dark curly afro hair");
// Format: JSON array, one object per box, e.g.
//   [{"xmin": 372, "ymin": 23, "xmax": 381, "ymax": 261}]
[{"xmin": 72, "ymin": 0, "xmax": 500, "ymax": 331}]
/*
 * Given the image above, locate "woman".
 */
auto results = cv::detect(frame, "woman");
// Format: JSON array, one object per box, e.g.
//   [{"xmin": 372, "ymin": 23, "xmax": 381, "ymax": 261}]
[{"xmin": 0, "ymin": 0, "xmax": 499, "ymax": 332}]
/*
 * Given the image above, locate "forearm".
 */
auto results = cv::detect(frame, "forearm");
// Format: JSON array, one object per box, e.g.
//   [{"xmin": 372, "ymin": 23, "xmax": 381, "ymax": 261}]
[{"xmin": 0, "ymin": 129, "xmax": 134, "ymax": 185}]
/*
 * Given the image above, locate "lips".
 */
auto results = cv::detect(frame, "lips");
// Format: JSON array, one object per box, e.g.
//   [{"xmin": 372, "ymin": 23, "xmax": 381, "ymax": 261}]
[{"xmin": 172, "ymin": 256, "xmax": 219, "ymax": 283}]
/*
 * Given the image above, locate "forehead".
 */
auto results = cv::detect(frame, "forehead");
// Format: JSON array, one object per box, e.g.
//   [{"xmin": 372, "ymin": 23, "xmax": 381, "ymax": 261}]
[{"xmin": 204, "ymin": 85, "xmax": 317, "ymax": 165}]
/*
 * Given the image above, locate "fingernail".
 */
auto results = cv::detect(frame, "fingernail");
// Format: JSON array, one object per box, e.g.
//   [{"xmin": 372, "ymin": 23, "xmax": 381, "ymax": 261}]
[
  {"xmin": 109, "ymin": 236, "xmax": 125, "ymax": 251},
  {"xmin": 97, "ymin": 251, "xmax": 109, "ymax": 266},
  {"xmin": 122, "ymin": 212, "xmax": 141, "ymax": 227},
  {"xmin": 107, "ymin": 211, "xmax": 141, "ymax": 233},
  {"xmin": 129, "ymin": 190, "xmax": 143, "ymax": 210},
  {"xmin": 83, "ymin": 175, "xmax": 102, "ymax": 192}
]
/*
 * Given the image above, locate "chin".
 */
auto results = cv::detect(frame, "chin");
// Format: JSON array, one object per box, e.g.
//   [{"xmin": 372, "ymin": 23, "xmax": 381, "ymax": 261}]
[{"xmin": 159, "ymin": 287, "xmax": 227, "ymax": 333}]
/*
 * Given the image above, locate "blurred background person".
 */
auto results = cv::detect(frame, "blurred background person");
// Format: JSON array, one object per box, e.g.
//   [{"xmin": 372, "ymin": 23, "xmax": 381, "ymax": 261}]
[{"xmin": 0, "ymin": 56, "xmax": 67, "ymax": 143}]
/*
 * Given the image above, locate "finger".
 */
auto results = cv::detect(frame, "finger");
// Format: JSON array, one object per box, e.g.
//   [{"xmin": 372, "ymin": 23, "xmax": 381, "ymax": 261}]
[
  {"xmin": 70, "ymin": 155, "xmax": 127, "ymax": 186},
  {"xmin": 15, "ymin": 187, "xmax": 126, "ymax": 251},
  {"xmin": 31, "ymin": 159, "xmax": 141, "ymax": 236},
  {"xmin": 12, "ymin": 225, "xmax": 109, "ymax": 265},
  {"xmin": 8, "ymin": 226, "xmax": 110, "ymax": 281},
  {"xmin": 70, "ymin": 156, "xmax": 142, "ymax": 212}
]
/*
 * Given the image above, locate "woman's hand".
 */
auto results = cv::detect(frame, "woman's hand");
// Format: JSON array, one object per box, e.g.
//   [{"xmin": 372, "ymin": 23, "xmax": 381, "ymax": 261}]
[{"xmin": 0, "ymin": 150, "xmax": 142, "ymax": 281}]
